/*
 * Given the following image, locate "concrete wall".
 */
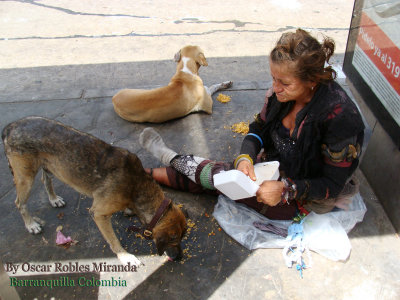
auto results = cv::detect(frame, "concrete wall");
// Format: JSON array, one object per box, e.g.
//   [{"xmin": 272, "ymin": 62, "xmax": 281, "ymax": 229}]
[{"xmin": 347, "ymin": 80, "xmax": 400, "ymax": 232}]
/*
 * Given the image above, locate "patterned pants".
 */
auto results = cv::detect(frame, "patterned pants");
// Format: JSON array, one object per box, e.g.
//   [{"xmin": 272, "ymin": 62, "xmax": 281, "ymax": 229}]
[{"xmin": 166, "ymin": 155, "xmax": 297, "ymax": 220}]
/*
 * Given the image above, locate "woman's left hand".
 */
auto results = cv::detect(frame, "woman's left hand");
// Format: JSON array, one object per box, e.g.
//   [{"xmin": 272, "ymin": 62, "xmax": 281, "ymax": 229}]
[{"xmin": 256, "ymin": 180, "xmax": 284, "ymax": 206}]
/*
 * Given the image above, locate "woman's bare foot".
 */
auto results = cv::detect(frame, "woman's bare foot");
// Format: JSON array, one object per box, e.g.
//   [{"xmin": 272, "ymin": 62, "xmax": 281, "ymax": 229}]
[{"xmin": 145, "ymin": 167, "xmax": 172, "ymax": 187}]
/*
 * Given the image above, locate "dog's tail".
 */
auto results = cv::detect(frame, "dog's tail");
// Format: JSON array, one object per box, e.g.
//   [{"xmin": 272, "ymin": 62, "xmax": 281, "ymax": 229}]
[
  {"xmin": 2, "ymin": 122, "xmax": 14, "ymax": 177},
  {"xmin": 1, "ymin": 120, "xmax": 15, "ymax": 143},
  {"xmin": 1, "ymin": 121, "xmax": 14, "ymax": 150},
  {"xmin": 1, "ymin": 125, "xmax": 8, "ymax": 144}
]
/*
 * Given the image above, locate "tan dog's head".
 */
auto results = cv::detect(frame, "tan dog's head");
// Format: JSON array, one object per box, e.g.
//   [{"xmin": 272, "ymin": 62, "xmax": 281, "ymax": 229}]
[
  {"xmin": 174, "ymin": 45, "xmax": 208, "ymax": 71},
  {"xmin": 152, "ymin": 203, "xmax": 187, "ymax": 261}
]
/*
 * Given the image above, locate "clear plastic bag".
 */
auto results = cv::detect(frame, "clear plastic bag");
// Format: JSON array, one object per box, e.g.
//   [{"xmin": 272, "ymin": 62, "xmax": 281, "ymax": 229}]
[
  {"xmin": 212, "ymin": 193, "xmax": 367, "ymax": 261},
  {"xmin": 302, "ymin": 212, "xmax": 352, "ymax": 261}
]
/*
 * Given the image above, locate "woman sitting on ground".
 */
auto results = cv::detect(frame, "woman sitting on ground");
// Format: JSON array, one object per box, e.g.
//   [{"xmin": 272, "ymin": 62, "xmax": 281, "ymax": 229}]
[{"xmin": 139, "ymin": 29, "xmax": 365, "ymax": 220}]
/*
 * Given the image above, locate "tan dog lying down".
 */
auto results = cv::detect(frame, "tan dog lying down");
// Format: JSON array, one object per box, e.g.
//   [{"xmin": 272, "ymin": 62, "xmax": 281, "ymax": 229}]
[{"xmin": 112, "ymin": 45, "xmax": 232, "ymax": 123}]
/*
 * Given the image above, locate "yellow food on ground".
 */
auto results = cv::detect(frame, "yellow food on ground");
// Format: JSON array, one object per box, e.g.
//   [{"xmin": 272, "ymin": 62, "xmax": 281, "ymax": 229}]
[
  {"xmin": 231, "ymin": 121, "xmax": 249, "ymax": 135},
  {"xmin": 216, "ymin": 93, "xmax": 231, "ymax": 103},
  {"xmin": 187, "ymin": 219, "xmax": 195, "ymax": 228}
]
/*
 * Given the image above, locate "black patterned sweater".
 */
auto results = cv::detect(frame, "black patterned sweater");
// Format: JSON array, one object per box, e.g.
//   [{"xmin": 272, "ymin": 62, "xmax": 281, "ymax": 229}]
[{"xmin": 240, "ymin": 81, "xmax": 365, "ymax": 206}]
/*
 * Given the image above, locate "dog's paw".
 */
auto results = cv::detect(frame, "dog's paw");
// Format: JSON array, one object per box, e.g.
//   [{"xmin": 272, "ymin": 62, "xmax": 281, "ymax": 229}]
[
  {"xmin": 117, "ymin": 252, "xmax": 143, "ymax": 268},
  {"xmin": 26, "ymin": 218, "xmax": 44, "ymax": 234},
  {"xmin": 49, "ymin": 196, "xmax": 65, "ymax": 208},
  {"xmin": 221, "ymin": 81, "xmax": 233, "ymax": 89}
]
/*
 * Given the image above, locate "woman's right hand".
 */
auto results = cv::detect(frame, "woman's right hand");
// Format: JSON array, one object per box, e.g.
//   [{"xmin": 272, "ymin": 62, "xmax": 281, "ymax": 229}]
[{"xmin": 237, "ymin": 160, "xmax": 257, "ymax": 181}]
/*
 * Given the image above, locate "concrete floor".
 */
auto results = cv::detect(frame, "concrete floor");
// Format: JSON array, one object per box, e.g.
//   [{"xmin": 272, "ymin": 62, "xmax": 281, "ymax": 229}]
[{"xmin": 1, "ymin": 1, "xmax": 399, "ymax": 299}]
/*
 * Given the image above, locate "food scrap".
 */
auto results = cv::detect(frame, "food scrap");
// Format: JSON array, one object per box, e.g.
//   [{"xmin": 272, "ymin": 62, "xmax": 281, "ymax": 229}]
[
  {"xmin": 56, "ymin": 230, "xmax": 78, "ymax": 248},
  {"xmin": 186, "ymin": 219, "xmax": 195, "ymax": 236},
  {"xmin": 216, "ymin": 93, "xmax": 231, "ymax": 103},
  {"xmin": 231, "ymin": 121, "xmax": 249, "ymax": 135}
]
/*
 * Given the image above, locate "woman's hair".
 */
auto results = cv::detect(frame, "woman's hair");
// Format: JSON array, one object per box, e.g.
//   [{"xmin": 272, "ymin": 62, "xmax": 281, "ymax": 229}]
[{"xmin": 270, "ymin": 29, "xmax": 336, "ymax": 83}]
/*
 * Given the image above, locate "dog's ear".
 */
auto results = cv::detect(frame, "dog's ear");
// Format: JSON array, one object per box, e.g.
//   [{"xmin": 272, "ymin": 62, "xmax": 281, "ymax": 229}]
[
  {"xmin": 196, "ymin": 53, "xmax": 208, "ymax": 66},
  {"xmin": 174, "ymin": 50, "xmax": 181, "ymax": 62}
]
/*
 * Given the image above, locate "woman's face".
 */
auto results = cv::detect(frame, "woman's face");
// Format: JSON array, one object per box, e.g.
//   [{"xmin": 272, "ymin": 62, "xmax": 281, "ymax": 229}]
[{"xmin": 269, "ymin": 60, "xmax": 315, "ymax": 104}]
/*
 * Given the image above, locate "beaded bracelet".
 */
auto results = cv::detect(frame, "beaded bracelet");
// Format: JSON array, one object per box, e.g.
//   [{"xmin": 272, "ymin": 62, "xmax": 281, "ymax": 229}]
[
  {"xmin": 234, "ymin": 154, "xmax": 254, "ymax": 169},
  {"xmin": 281, "ymin": 177, "xmax": 297, "ymax": 205}
]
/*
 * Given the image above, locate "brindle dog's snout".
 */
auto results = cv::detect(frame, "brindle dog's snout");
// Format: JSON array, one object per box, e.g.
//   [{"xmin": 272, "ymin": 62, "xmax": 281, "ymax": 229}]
[{"xmin": 166, "ymin": 246, "xmax": 183, "ymax": 261}]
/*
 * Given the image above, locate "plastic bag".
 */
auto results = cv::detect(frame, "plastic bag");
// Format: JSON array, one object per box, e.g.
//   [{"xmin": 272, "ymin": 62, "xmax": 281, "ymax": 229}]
[
  {"xmin": 212, "ymin": 192, "xmax": 366, "ymax": 261},
  {"xmin": 303, "ymin": 212, "xmax": 352, "ymax": 261},
  {"xmin": 213, "ymin": 196, "xmax": 292, "ymax": 249}
]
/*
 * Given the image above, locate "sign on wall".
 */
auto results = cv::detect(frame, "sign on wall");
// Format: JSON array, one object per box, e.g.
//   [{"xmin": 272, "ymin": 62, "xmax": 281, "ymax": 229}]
[{"xmin": 344, "ymin": 0, "xmax": 400, "ymax": 148}]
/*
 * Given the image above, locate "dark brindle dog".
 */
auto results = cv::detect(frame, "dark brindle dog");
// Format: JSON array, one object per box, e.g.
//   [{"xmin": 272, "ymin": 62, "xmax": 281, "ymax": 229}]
[{"xmin": 2, "ymin": 116, "xmax": 187, "ymax": 266}]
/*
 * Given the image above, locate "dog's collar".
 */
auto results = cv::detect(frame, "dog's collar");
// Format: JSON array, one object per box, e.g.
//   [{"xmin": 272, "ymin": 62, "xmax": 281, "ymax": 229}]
[
  {"xmin": 129, "ymin": 197, "xmax": 172, "ymax": 240},
  {"xmin": 143, "ymin": 197, "xmax": 171, "ymax": 239}
]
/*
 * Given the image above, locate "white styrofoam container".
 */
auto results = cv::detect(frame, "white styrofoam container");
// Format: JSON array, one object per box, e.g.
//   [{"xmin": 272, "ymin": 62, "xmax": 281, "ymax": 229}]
[
  {"xmin": 213, "ymin": 161, "xmax": 280, "ymax": 200},
  {"xmin": 253, "ymin": 161, "xmax": 280, "ymax": 185}
]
